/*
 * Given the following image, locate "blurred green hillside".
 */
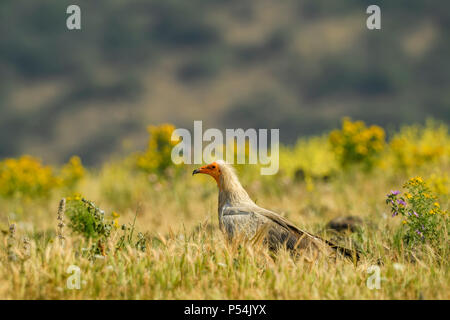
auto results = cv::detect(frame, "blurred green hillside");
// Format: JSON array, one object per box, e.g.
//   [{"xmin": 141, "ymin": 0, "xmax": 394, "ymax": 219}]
[{"xmin": 1, "ymin": 0, "xmax": 449, "ymax": 165}]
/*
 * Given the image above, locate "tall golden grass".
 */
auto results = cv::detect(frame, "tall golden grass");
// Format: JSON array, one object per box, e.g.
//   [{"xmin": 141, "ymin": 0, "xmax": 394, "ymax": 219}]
[{"xmin": 0, "ymin": 120, "xmax": 448, "ymax": 299}]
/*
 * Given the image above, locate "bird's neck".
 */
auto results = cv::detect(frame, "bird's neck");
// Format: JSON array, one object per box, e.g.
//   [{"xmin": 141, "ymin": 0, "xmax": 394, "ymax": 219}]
[{"xmin": 218, "ymin": 173, "xmax": 253, "ymax": 209}]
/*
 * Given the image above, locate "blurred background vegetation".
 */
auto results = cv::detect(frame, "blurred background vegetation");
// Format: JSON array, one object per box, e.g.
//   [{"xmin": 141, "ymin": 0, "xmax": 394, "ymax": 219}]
[{"xmin": 0, "ymin": 0, "xmax": 449, "ymax": 165}]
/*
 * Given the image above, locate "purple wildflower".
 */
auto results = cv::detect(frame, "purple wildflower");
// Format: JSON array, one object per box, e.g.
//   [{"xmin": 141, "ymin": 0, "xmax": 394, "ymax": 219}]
[
  {"xmin": 415, "ymin": 230, "xmax": 424, "ymax": 238},
  {"xmin": 397, "ymin": 199, "xmax": 406, "ymax": 206},
  {"xmin": 390, "ymin": 190, "xmax": 400, "ymax": 196},
  {"xmin": 392, "ymin": 211, "xmax": 398, "ymax": 217},
  {"xmin": 413, "ymin": 211, "xmax": 419, "ymax": 217}
]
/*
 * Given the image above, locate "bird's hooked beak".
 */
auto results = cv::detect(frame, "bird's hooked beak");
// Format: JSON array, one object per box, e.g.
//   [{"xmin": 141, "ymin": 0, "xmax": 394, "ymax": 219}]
[
  {"xmin": 192, "ymin": 162, "xmax": 221, "ymax": 185},
  {"xmin": 192, "ymin": 164, "xmax": 212, "ymax": 176},
  {"xmin": 192, "ymin": 166, "xmax": 208, "ymax": 175},
  {"xmin": 192, "ymin": 163, "xmax": 219, "ymax": 177}
]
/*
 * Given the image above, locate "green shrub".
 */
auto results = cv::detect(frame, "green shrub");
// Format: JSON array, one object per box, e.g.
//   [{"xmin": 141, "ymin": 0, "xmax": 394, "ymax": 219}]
[
  {"xmin": 65, "ymin": 196, "xmax": 114, "ymax": 240},
  {"xmin": 386, "ymin": 177, "xmax": 448, "ymax": 248},
  {"xmin": 136, "ymin": 123, "xmax": 181, "ymax": 175},
  {"xmin": 329, "ymin": 118, "xmax": 385, "ymax": 170}
]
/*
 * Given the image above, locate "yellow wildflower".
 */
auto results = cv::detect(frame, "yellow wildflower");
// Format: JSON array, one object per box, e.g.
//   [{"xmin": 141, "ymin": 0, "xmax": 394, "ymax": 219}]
[
  {"xmin": 0, "ymin": 155, "xmax": 59, "ymax": 199},
  {"xmin": 68, "ymin": 193, "xmax": 82, "ymax": 201},
  {"xmin": 136, "ymin": 123, "xmax": 180, "ymax": 174},
  {"xmin": 329, "ymin": 118, "xmax": 385, "ymax": 168},
  {"xmin": 60, "ymin": 156, "xmax": 85, "ymax": 189}
]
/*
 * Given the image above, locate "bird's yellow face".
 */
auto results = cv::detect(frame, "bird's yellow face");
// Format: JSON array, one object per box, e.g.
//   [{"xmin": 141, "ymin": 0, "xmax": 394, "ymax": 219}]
[{"xmin": 192, "ymin": 162, "xmax": 221, "ymax": 184}]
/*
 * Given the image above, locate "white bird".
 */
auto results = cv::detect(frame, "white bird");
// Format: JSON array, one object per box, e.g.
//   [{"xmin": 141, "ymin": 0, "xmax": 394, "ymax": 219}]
[{"xmin": 193, "ymin": 160, "xmax": 358, "ymax": 260}]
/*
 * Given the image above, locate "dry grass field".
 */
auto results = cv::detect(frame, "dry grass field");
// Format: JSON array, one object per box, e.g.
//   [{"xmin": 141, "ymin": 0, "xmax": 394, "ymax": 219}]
[{"xmin": 0, "ymin": 120, "xmax": 448, "ymax": 299}]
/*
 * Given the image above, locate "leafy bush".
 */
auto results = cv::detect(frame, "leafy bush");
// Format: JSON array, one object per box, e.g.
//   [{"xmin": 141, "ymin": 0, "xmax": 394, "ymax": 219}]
[
  {"xmin": 60, "ymin": 156, "xmax": 85, "ymax": 190},
  {"xmin": 0, "ymin": 155, "xmax": 87, "ymax": 199},
  {"xmin": 65, "ymin": 196, "xmax": 147, "ymax": 256},
  {"xmin": 280, "ymin": 135, "xmax": 338, "ymax": 179},
  {"xmin": 0, "ymin": 155, "xmax": 59, "ymax": 199},
  {"xmin": 329, "ymin": 118, "xmax": 385, "ymax": 170},
  {"xmin": 427, "ymin": 173, "xmax": 449, "ymax": 197},
  {"xmin": 389, "ymin": 121, "xmax": 449, "ymax": 170},
  {"xmin": 136, "ymin": 123, "xmax": 181, "ymax": 175},
  {"xmin": 386, "ymin": 177, "xmax": 448, "ymax": 247},
  {"xmin": 65, "ymin": 196, "xmax": 115, "ymax": 240}
]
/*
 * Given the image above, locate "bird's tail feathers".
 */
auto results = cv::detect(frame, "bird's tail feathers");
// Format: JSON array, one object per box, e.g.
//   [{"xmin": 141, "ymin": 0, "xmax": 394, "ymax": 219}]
[{"xmin": 324, "ymin": 239, "xmax": 361, "ymax": 262}]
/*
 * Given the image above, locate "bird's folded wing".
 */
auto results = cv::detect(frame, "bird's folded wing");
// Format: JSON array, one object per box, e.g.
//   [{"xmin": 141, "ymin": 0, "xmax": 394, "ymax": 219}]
[
  {"xmin": 222, "ymin": 206, "xmax": 318, "ymax": 240},
  {"xmin": 222, "ymin": 207, "xmax": 253, "ymax": 216},
  {"xmin": 223, "ymin": 206, "xmax": 360, "ymax": 260}
]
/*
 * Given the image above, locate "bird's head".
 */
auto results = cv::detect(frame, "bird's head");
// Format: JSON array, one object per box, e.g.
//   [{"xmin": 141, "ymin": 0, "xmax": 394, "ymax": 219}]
[
  {"xmin": 192, "ymin": 161, "xmax": 222, "ymax": 184},
  {"xmin": 193, "ymin": 160, "xmax": 250, "ymax": 201}
]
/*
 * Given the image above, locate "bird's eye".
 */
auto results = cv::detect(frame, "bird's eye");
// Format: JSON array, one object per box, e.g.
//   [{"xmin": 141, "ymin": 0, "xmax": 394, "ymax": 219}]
[{"xmin": 211, "ymin": 165, "xmax": 216, "ymax": 169}]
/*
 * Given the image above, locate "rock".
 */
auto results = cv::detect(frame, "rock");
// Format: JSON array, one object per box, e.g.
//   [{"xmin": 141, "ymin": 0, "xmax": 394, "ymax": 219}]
[
  {"xmin": 326, "ymin": 216, "xmax": 363, "ymax": 232},
  {"xmin": 294, "ymin": 168, "xmax": 305, "ymax": 182}
]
